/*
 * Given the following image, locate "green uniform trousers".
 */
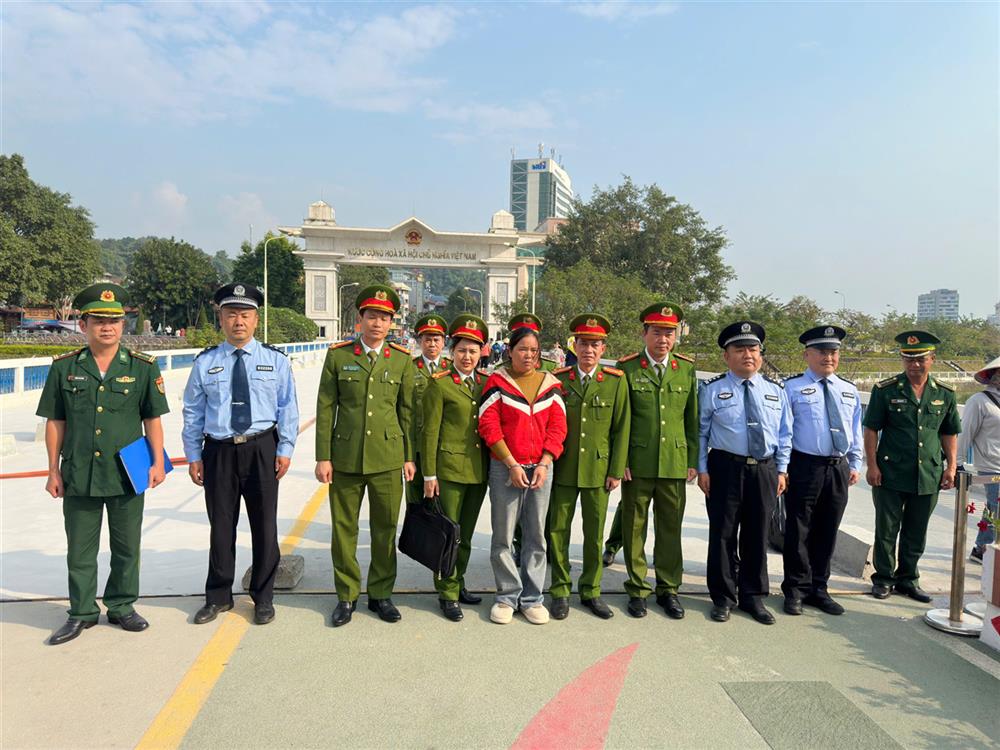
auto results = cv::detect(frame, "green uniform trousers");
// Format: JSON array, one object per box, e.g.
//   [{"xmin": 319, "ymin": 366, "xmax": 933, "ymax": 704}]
[
  {"xmin": 603, "ymin": 503, "xmax": 649, "ymax": 556},
  {"xmin": 405, "ymin": 453, "xmax": 425, "ymax": 505},
  {"xmin": 622, "ymin": 477, "xmax": 685, "ymax": 598},
  {"xmin": 63, "ymin": 493, "xmax": 144, "ymax": 622},
  {"xmin": 872, "ymin": 486, "xmax": 938, "ymax": 588},
  {"xmin": 548, "ymin": 484, "xmax": 610, "ymax": 600},
  {"xmin": 434, "ymin": 479, "xmax": 487, "ymax": 600},
  {"xmin": 330, "ymin": 469, "xmax": 402, "ymax": 601}
]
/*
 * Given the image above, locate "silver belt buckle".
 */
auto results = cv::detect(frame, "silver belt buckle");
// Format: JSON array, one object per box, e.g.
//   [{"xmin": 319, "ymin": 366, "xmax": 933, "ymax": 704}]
[
  {"xmin": 746, "ymin": 457, "xmax": 758, "ymax": 465},
  {"xmin": 233, "ymin": 435, "xmax": 247, "ymax": 445}
]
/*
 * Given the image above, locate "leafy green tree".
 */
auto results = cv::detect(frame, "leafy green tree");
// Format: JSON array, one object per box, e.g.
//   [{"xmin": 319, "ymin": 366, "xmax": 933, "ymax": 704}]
[
  {"xmin": 195, "ymin": 304, "xmax": 211, "ymax": 330},
  {"xmin": 441, "ymin": 288, "xmax": 480, "ymax": 324},
  {"xmin": 98, "ymin": 236, "xmax": 153, "ymax": 278},
  {"xmin": 132, "ymin": 306, "xmax": 147, "ymax": 335},
  {"xmin": 211, "ymin": 251, "xmax": 234, "ymax": 284},
  {"xmin": 422, "ymin": 268, "xmax": 485, "ymax": 299},
  {"xmin": 262, "ymin": 306, "xmax": 318, "ymax": 344},
  {"xmin": 545, "ymin": 177, "xmax": 735, "ymax": 307},
  {"xmin": 230, "ymin": 233, "xmax": 304, "ymax": 311},
  {"xmin": 0, "ymin": 154, "xmax": 100, "ymax": 313},
  {"xmin": 126, "ymin": 238, "xmax": 218, "ymax": 329}
]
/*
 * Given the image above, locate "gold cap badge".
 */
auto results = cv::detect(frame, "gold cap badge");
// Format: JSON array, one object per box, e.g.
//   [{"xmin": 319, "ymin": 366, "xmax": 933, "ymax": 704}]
[{"xmin": 100, "ymin": 290, "xmax": 115, "ymax": 302}]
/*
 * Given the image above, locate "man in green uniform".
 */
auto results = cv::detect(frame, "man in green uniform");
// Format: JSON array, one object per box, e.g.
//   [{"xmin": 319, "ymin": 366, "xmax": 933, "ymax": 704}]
[
  {"xmin": 863, "ymin": 330, "xmax": 961, "ymax": 602},
  {"xmin": 315, "ymin": 285, "xmax": 416, "ymax": 626},
  {"xmin": 36, "ymin": 283, "xmax": 169, "ymax": 645},
  {"xmin": 618, "ymin": 302, "xmax": 699, "ymax": 619},
  {"xmin": 407, "ymin": 313, "xmax": 450, "ymax": 504},
  {"xmin": 549, "ymin": 314, "xmax": 630, "ymax": 620}
]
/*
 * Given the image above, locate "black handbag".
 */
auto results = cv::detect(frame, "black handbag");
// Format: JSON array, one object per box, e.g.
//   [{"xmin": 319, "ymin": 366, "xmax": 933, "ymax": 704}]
[
  {"xmin": 398, "ymin": 496, "xmax": 460, "ymax": 578},
  {"xmin": 768, "ymin": 492, "xmax": 786, "ymax": 552}
]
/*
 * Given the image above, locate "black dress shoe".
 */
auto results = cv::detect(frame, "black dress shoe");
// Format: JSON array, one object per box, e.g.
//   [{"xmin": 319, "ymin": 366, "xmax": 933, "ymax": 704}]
[
  {"xmin": 49, "ymin": 618, "xmax": 96, "ymax": 645},
  {"xmin": 368, "ymin": 598, "xmax": 402, "ymax": 623},
  {"xmin": 710, "ymin": 604, "xmax": 731, "ymax": 622},
  {"xmin": 194, "ymin": 603, "xmax": 233, "ymax": 624},
  {"xmin": 739, "ymin": 600, "xmax": 776, "ymax": 625},
  {"xmin": 602, "ymin": 550, "xmax": 616, "ymax": 567},
  {"xmin": 582, "ymin": 597, "xmax": 614, "ymax": 619},
  {"xmin": 439, "ymin": 600, "xmax": 464, "ymax": 622},
  {"xmin": 458, "ymin": 588, "xmax": 482, "ymax": 605},
  {"xmin": 108, "ymin": 611, "xmax": 149, "ymax": 632},
  {"xmin": 784, "ymin": 596, "xmax": 803, "ymax": 615},
  {"xmin": 803, "ymin": 593, "xmax": 845, "ymax": 615},
  {"xmin": 871, "ymin": 583, "xmax": 890, "ymax": 599},
  {"xmin": 656, "ymin": 593, "xmax": 685, "ymax": 620},
  {"xmin": 331, "ymin": 600, "xmax": 357, "ymax": 627},
  {"xmin": 254, "ymin": 603, "xmax": 275, "ymax": 625},
  {"xmin": 894, "ymin": 584, "xmax": 932, "ymax": 603},
  {"xmin": 627, "ymin": 597, "xmax": 647, "ymax": 618},
  {"xmin": 550, "ymin": 597, "xmax": 570, "ymax": 620}
]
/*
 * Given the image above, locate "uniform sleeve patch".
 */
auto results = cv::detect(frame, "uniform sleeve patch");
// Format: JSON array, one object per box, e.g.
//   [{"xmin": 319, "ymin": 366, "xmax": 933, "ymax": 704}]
[{"xmin": 155, "ymin": 376, "xmax": 165, "ymax": 394}]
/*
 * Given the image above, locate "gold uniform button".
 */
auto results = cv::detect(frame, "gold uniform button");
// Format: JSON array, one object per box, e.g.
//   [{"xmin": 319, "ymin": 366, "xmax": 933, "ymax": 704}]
[
  {"xmin": 581, "ymin": 433, "xmax": 586, "ymax": 438},
  {"xmin": 94, "ymin": 451, "xmax": 101, "ymax": 457},
  {"xmin": 661, "ymin": 437, "xmax": 666, "ymax": 442},
  {"xmin": 661, "ymin": 420, "xmax": 666, "ymax": 425},
  {"xmin": 883, "ymin": 456, "xmax": 889, "ymax": 460},
  {"xmin": 368, "ymin": 411, "xmax": 373, "ymax": 417},
  {"xmin": 96, "ymin": 406, "xmax": 103, "ymax": 413},
  {"xmin": 95, "ymin": 429, "xmax": 101, "ymax": 435},
  {"xmin": 580, "ymin": 447, "xmax": 585, "ymax": 452},
  {"xmin": 99, "ymin": 385, "xmax": 105, "ymax": 392},
  {"xmin": 124, "ymin": 389, "xmax": 129, "ymax": 394},
  {"xmin": 475, "ymin": 443, "xmax": 480, "ymax": 448},
  {"xmin": 582, "ymin": 417, "xmax": 587, "ymax": 423},
  {"xmin": 660, "ymin": 404, "xmax": 665, "ymax": 409},
  {"xmin": 366, "ymin": 430, "xmax": 371, "ymax": 436},
  {"xmin": 918, "ymin": 441, "xmax": 923, "ymax": 447},
  {"xmin": 368, "ymin": 394, "xmax": 374, "ymax": 400}
]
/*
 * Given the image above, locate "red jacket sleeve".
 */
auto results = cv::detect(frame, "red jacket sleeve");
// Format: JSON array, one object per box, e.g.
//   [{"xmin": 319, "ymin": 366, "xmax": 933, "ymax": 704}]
[
  {"xmin": 542, "ymin": 383, "xmax": 568, "ymax": 460},
  {"xmin": 477, "ymin": 374, "xmax": 506, "ymax": 448}
]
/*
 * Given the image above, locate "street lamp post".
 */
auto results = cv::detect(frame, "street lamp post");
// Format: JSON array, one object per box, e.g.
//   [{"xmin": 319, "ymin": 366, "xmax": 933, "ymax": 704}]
[
  {"xmin": 511, "ymin": 245, "xmax": 541, "ymax": 314},
  {"xmin": 262, "ymin": 235, "xmax": 281, "ymax": 343},
  {"xmin": 338, "ymin": 282, "xmax": 359, "ymax": 339},
  {"xmin": 834, "ymin": 290, "xmax": 846, "ymax": 311},
  {"xmin": 463, "ymin": 286, "xmax": 483, "ymax": 316}
]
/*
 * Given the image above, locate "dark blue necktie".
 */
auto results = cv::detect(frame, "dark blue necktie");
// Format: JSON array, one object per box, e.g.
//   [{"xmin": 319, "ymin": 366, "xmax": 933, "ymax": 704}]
[
  {"xmin": 231, "ymin": 349, "xmax": 252, "ymax": 434},
  {"xmin": 743, "ymin": 379, "xmax": 767, "ymax": 459},
  {"xmin": 821, "ymin": 378, "xmax": 849, "ymax": 454}
]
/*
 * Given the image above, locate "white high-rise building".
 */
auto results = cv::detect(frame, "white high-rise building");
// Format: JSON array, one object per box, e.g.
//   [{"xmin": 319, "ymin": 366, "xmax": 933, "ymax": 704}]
[
  {"xmin": 917, "ymin": 288, "xmax": 959, "ymax": 322},
  {"xmin": 510, "ymin": 153, "xmax": 573, "ymax": 232}
]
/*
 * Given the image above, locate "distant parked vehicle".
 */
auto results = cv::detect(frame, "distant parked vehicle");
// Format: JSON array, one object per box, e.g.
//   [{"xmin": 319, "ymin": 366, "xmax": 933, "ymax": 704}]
[{"xmin": 14, "ymin": 322, "xmax": 73, "ymax": 335}]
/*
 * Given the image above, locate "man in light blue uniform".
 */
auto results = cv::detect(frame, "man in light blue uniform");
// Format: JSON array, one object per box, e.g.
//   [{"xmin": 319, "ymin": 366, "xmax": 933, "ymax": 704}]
[
  {"xmin": 697, "ymin": 321, "xmax": 792, "ymax": 625},
  {"xmin": 781, "ymin": 325, "xmax": 862, "ymax": 616},
  {"xmin": 182, "ymin": 282, "xmax": 299, "ymax": 626}
]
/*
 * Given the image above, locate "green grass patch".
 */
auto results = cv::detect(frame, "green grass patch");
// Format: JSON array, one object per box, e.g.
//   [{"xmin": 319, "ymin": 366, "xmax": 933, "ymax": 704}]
[{"xmin": 0, "ymin": 344, "xmax": 81, "ymax": 360}]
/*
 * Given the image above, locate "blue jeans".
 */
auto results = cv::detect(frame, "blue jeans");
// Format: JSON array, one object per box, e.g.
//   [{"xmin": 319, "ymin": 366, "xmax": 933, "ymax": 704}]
[
  {"xmin": 488, "ymin": 459, "xmax": 553, "ymax": 608},
  {"xmin": 974, "ymin": 471, "xmax": 999, "ymax": 547}
]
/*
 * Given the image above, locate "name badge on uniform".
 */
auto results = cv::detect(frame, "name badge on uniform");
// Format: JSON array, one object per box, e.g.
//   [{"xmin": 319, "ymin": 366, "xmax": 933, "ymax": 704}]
[
  {"xmin": 800, "ymin": 387, "xmax": 816, "ymax": 395},
  {"xmin": 341, "ymin": 364, "xmax": 360, "ymax": 371},
  {"xmin": 717, "ymin": 392, "xmax": 733, "ymax": 400},
  {"xmin": 208, "ymin": 366, "xmax": 224, "ymax": 374},
  {"xmin": 68, "ymin": 375, "xmax": 87, "ymax": 382},
  {"xmin": 256, "ymin": 365, "xmax": 274, "ymax": 372},
  {"xmin": 841, "ymin": 391, "xmax": 855, "ymax": 400},
  {"xmin": 115, "ymin": 376, "xmax": 136, "ymax": 383},
  {"xmin": 764, "ymin": 394, "xmax": 779, "ymax": 402},
  {"xmin": 890, "ymin": 398, "xmax": 907, "ymax": 404},
  {"xmin": 931, "ymin": 399, "xmax": 944, "ymax": 406}
]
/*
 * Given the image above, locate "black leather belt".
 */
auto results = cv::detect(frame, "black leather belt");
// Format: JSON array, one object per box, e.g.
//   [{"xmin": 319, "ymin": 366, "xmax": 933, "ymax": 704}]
[
  {"xmin": 205, "ymin": 426, "xmax": 275, "ymax": 446},
  {"xmin": 791, "ymin": 450, "xmax": 845, "ymax": 466},
  {"xmin": 713, "ymin": 449, "xmax": 773, "ymax": 466}
]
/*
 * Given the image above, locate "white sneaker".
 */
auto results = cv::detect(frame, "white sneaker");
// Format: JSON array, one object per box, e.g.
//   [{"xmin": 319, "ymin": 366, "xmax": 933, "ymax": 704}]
[
  {"xmin": 520, "ymin": 604, "xmax": 550, "ymax": 625},
  {"xmin": 490, "ymin": 602, "xmax": 514, "ymax": 624}
]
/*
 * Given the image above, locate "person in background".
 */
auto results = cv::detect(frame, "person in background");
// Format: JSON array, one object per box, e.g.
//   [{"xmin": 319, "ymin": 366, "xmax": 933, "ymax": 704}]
[
  {"xmin": 958, "ymin": 356, "xmax": 1000, "ymax": 563},
  {"xmin": 421, "ymin": 314, "xmax": 490, "ymax": 621},
  {"xmin": 407, "ymin": 314, "xmax": 449, "ymax": 504},
  {"xmin": 479, "ymin": 325, "xmax": 567, "ymax": 625}
]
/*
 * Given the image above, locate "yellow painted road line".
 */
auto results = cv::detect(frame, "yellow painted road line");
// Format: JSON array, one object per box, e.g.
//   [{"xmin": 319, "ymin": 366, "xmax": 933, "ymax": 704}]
[{"xmin": 136, "ymin": 470, "xmax": 326, "ymax": 749}]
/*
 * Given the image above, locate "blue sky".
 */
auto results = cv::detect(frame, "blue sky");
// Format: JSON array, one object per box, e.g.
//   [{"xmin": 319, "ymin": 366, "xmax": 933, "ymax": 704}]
[{"xmin": 3, "ymin": 1, "xmax": 997, "ymax": 317}]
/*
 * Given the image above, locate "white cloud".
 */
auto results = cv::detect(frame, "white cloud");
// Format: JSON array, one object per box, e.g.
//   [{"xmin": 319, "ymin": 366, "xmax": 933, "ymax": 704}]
[
  {"xmin": 3, "ymin": 2, "xmax": 462, "ymax": 124},
  {"xmin": 218, "ymin": 192, "xmax": 279, "ymax": 246},
  {"xmin": 569, "ymin": 1, "xmax": 678, "ymax": 22},
  {"xmin": 127, "ymin": 181, "xmax": 189, "ymax": 236},
  {"xmin": 425, "ymin": 100, "xmax": 557, "ymax": 140},
  {"xmin": 153, "ymin": 181, "xmax": 189, "ymax": 220}
]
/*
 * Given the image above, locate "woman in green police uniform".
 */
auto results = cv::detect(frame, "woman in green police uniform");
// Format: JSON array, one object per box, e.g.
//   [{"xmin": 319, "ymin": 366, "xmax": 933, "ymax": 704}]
[{"xmin": 421, "ymin": 314, "xmax": 490, "ymax": 622}]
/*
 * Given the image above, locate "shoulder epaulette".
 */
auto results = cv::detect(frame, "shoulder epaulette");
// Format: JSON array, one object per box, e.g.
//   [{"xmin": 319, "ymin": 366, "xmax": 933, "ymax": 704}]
[
  {"xmin": 935, "ymin": 379, "xmax": 956, "ymax": 392},
  {"xmin": 673, "ymin": 353, "xmax": 694, "ymax": 363},
  {"xmin": 763, "ymin": 375, "xmax": 785, "ymax": 388},
  {"xmin": 553, "ymin": 366, "xmax": 573, "ymax": 375},
  {"xmin": 476, "ymin": 368, "xmax": 489, "ymax": 377},
  {"xmin": 262, "ymin": 342, "xmax": 287, "ymax": 357},
  {"xmin": 389, "ymin": 342, "xmax": 410, "ymax": 355},
  {"xmin": 618, "ymin": 352, "xmax": 640, "ymax": 363},
  {"xmin": 603, "ymin": 366, "xmax": 624, "ymax": 377},
  {"xmin": 329, "ymin": 340, "xmax": 353, "ymax": 350},
  {"xmin": 432, "ymin": 370, "xmax": 451, "ymax": 379},
  {"xmin": 194, "ymin": 344, "xmax": 219, "ymax": 360},
  {"xmin": 705, "ymin": 373, "xmax": 726, "ymax": 384},
  {"xmin": 130, "ymin": 350, "xmax": 156, "ymax": 364},
  {"xmin": 53, "ymin": 347, "xmax": 85, "ymax": 362},
  {"xmin": 874, "ymin": 376, "xmax": 896, "ymax": 389},
  {"xmin": 785, "ymin": 373, "xmax": 806, "ymax": 381},
  {"xmin": 838, "ymin": 375, "xmax": 855, "ymax": 386},
  {"xmin": 541, "ymin": 356, "xmax": 556, "ymax": 364}
]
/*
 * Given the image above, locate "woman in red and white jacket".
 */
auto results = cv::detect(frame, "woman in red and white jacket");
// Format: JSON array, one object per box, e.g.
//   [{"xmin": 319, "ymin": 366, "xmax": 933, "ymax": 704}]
[{"xmin": 478, "ymin": 325, "xmax": 567, "ymax": 625}]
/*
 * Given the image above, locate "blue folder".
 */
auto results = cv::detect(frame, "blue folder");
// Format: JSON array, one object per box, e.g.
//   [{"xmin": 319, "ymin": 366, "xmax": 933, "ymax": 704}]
[{"xmin": 117, "ymin": 436, "xmax": 173, "ymax": 494}]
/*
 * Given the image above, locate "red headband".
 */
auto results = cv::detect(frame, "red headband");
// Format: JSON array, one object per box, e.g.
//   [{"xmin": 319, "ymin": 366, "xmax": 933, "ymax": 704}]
[
  {"xmin": 510, "ymin": 320, "xmax": 539, "ymax": 332},
  {"xmin": 452, "ymin": 326, "xmax": 485, "ymax": 343},
  {"xmin": 359, "ymin": 297, "xmax": 396, "ymax": 313},
  {"xmin": 643, "ymin": 311, "xmax": 679, "ymax": 327}
]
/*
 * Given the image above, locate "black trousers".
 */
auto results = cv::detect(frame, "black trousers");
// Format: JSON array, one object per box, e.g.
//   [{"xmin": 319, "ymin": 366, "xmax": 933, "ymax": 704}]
[
  {"xmin": 202, "ymin": 429, "xmax": 280, "ymax": 606},
  {"xmin": 706, "ymin": 450, "xmax": 777, "ymax": 607},
  {"xmin": 781, "ymin": 451, "xmax": 849, "ymax": 597}
]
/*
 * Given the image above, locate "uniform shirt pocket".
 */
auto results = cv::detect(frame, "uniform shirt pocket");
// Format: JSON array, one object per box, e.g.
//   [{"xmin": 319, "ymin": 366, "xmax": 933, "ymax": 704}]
[
  {"xmin": 109, "ymin": 380, "xmax": 137, "ymax": 411},
  {"xmin": 715, "ymin": 402, "xmax": 742, "ymax": 423}
]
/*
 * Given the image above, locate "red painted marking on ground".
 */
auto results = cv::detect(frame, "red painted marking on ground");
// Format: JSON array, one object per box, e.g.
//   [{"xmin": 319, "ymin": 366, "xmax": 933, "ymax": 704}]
[
  {"xmin": 510, "ymin": 643, "xmax": 639, "ymax": 750},
  {"xmin": 992, "ymin": 615, "xmax": 1000, "ymax": 635}
]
